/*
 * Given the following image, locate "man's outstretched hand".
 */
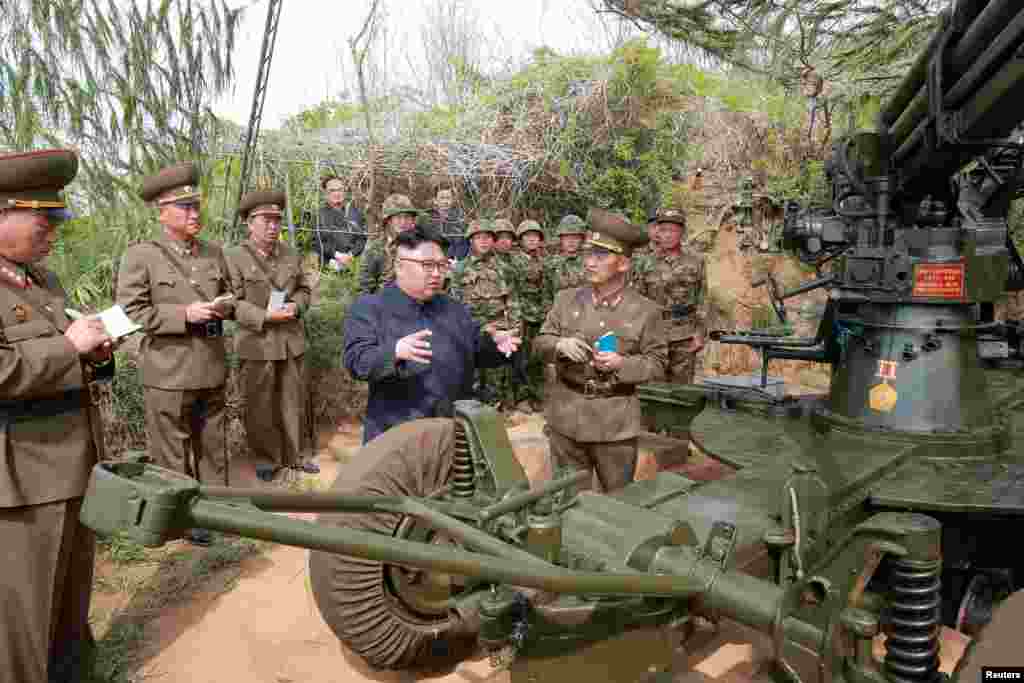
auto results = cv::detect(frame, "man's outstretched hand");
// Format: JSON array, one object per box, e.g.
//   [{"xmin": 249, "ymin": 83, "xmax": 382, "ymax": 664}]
[
  {"xmin": 396, "ymin": 329, "xmax": 433, "ymax": 364},
  {"xmin": 490, "ymin": 329, "xmax": 521, "ymax": 357}
]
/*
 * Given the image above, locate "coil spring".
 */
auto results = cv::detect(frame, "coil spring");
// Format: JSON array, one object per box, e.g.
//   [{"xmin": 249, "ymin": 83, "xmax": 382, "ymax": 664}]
[
  {"xmin": 884, "ymin": 557, "xmax": 942, "ymax": 683},
  {"xmin": 451, "ymin": 421, "xmax": 475, "ymax": 499}
]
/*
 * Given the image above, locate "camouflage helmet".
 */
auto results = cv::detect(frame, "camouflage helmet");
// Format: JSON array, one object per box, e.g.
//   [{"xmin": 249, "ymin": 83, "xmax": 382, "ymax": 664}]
[
  {"xmin": 557, "ymin": 214, "xmax": 588, "ymax": 236},
  {"xmin": 493, "ymin": 218, "xmax": 516, "ymax": 236},
  {"xmin": 466, "ymin": 218, "xmax": 497, "ymax": 239},
  {"xmin": 653, "ymin": 207, "xmax": 687, "ymax": 229},
  {"xmin": 516, "ymin": 219, "xmax": 544, "ymax": 239},
  {"xmin": 381, "ymin": 193, "xmax": 419, "ymax": 220}
]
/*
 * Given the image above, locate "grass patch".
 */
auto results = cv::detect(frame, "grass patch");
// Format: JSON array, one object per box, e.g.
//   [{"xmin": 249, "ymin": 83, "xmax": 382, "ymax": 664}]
[
  {"xmin": 89, "ymin": 534, "xmax": 269, "ymax": 681},
  {"xmin": 87, "ymin": 620, "xmax": 146, "ymax": 683}
]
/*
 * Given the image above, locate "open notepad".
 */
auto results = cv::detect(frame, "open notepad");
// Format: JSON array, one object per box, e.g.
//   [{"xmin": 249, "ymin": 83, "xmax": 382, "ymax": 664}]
[{"xmin": 65, "ymin": 304, "xmax": 142, "ymax": 340}]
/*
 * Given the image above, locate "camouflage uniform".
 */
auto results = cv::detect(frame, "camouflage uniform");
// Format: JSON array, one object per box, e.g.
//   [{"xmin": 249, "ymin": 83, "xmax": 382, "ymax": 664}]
[
  {"xmin": 358, "ymin": 194, "xmax": 419, "ymax": 295},
  {"xmin": 632, "ymin": 208, "xmax": 707, "ymax": 383},
  {"xmin": 545, "ymin": 214, "xmax": 588, "ymax": 295},
  {"xmin": 449, "ymin": 220, "xmax": 522, "ymax": 406}
]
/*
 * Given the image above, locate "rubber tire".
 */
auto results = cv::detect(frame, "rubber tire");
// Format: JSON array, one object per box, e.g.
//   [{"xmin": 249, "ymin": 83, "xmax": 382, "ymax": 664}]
[{"xmin": 307, "ymin": 419, "xmax": 471, "ymax": 670}]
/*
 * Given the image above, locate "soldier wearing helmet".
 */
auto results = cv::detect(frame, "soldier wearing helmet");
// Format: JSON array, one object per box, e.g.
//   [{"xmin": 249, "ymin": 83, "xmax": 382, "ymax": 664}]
[
  {"xmin": 358, "ymin": 194, "xmax": 421, "ymax": 295},
  {"xmin": 546, "ymin": 214, "xmax": 588, "ymax": 294},
  {"xmin": 511, "ymin": 219, "xmax": 551, "ymax": 409},
  {"xmin": 449, "ymin": 218, "xmax": 522, "ymax": 407},
  {"xmin": 631, "ymin": 206, "xmax": 707, "ymax": 384}
]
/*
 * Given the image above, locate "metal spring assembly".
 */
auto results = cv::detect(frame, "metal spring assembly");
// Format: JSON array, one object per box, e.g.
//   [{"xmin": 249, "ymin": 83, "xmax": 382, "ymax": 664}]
[
  {"xmin": 451, "ymin": 420, "xmax": 475, "ymax": 499},
  {"xmin": 884, "ymin": 557, "xmax": 942, "ymax": 683}
]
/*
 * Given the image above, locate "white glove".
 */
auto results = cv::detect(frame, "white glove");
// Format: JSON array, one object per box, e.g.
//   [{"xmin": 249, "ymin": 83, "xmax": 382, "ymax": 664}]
[{"xmin": 555, "ymin": 337, "xmax": 591, "ymax": 363}]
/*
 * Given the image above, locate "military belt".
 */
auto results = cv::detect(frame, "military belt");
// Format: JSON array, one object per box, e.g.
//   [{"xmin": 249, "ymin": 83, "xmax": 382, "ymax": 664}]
[
  {"xmin": 186, "ymin": 320, "xmax": 224, "ymax": 338},
  {"xmin": 0, "ymin": 388, "xmax": 87, "ymax": 424},
  {"xmin": 663, "ymin": 303, "xmax": 697, "ymax": 321},
  {"xmin": 561, "ymin": 376, "xmax": 634, "ymax": 399}
]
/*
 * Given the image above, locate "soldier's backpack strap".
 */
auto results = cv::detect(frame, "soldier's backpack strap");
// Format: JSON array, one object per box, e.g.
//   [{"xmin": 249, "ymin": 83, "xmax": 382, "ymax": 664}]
[{"xmin": 148, "ymin": 240, "xmax": 212, "ymax": 301}]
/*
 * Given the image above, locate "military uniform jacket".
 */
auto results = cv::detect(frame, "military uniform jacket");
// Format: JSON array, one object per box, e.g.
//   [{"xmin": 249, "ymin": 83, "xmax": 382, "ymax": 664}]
[
  {"xmin": 449, "ymin": 253, "xmax": 522, "ymax": 332},
  {"xmin": 500, "ymin": 250, "xmax": 549, "ymax": 324},
  {"xmin": 534, "ymin": 287, "xmax": 667, "ymax": 442},
  {"xmin": 632, "ymin": 250, "xmax": 707, "ymax": 342},
  {"xmin": 358, "ymin": 236, "xmax": 397, "ymax": 295},
  {"xmin": 224, "ymin": 241, "xmax": 311, "ymax": 361},
  {"xmin": 546, "ymin": 254, "xmax": 586, "ymax": 293},
  {"xmin": 117, "ymin": 235, "xmax": 232, "ymax": 390},
  {"xmin": 0, "ymin": 262, "xmax": 102, "ymax": 507}
]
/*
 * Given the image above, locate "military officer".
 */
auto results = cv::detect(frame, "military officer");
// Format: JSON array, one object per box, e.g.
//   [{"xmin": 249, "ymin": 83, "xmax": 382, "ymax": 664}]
[
  {"xmin": 0, "ymin": 149, "xmax": 113, "ymax": 683},
  {"xmin": 224, "ymin": 190, "xmax": 316, "ymax": 483},
  {"xmin": 358, "ymin": 194, "xmax": 420, "ymax": 295},
  {"xmin": 632, "ymin": 207, "xmax": 707, "ymax": 383},
  {"xmin": 545, "ymin": 214, "xmax": 588, "ymax": 295},
  {"xmin": 449, "ymin": 219, "xmax": 522, "ymax": 407},
  {"xmin": 116, "ymin": 161, "xmax": 234, "ymax": 546},
  {"xmin": 533, "ymin": 209, "xmax": 667, "ymax": 493}
]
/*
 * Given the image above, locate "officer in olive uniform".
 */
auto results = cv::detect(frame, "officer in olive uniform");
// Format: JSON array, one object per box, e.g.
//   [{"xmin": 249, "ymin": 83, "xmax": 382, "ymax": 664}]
[
  {"xmin": 358, "ymin": 194, "xmax": 420, "ymax": 295},
  {"xmin": 117, "ymin": 162, "xmax": 235, "ymax": 545},
  {"xmin": 0, "ymin": 149, "xmax": 114, "ymax": 683},
  {"xmin": 449, "ymin": 219, "xmax": 522, "ymax": 406},
  {"xmin": 224, "ymin": 191, "xmax": 315, "ymax": 482},
  {"xmin": 632, "ymin": 207, "xmax": 707, "ymax": 383},
  {"xmin": 533, "ymin": 209, "xmax": 667, "ymax": 493},
  {"xmin": 545, "ymin": 214, "xmax": 588, "ymax": 295}
]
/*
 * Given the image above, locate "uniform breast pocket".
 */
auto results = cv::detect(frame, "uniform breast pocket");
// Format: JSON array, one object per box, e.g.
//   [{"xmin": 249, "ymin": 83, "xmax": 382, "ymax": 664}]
[
  {"xmin": 244, "ymin": 273, "xmax": 270, "ymax": 300},
  {"xmin": 616, "ymin": 331, "xmax": 641, "ymax": 356},
  {"xmin": 154, "ymin": 271, "xmax": 178, "ymax": 297},
  {"xmin": 3, "ymin": 319, "xmax": 56, "ymax": 342}
]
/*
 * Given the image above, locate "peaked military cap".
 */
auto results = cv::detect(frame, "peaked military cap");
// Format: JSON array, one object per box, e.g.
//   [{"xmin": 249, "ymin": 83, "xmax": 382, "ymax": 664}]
[
  {"xmin": 493, "ymin": 218, "xmax": 516, "ymax": 235},
  {"xmin": 586, "ymin": 208, "xmax": 649, "ymax": 256},
  {"xmin": 141, "ymin": 161, "xmax": 200, "ymax": 205},
  {"xmin": 239, "ymin": 190, "xmax": 286, "ymax": 220},
  {"xmin": 0, "ymin": 149, "xmax": 78, "ymax": 209},
  {"xmin": 516, "ymin": 219, "xmax": 544, "ymax": 238},
  {"xmin": 557, "ymin": 214, "xmax": 588, "ymax": 236},
  {"xmin": 381, "ymin": 194, "xmax": 419, "ymax": 220},
  {"xmin": 654, "ymin": 207, "xmax": 687, "ymax": 228}
]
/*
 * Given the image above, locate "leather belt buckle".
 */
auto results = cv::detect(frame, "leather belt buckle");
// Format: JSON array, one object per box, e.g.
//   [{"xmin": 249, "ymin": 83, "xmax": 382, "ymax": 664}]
[
  {"xmin": 583, "ymin": 379, "xmax": 599, "ymax": 398},
  {"xmin": 204, "ymin": 320, "xmax": 223, "ymax": 338}
]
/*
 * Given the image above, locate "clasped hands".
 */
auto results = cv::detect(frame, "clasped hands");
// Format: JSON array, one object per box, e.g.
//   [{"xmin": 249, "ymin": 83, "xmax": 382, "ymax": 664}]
[{"xmin": 556, "ymin": 336, "xmax": 624, "ymax": 373}]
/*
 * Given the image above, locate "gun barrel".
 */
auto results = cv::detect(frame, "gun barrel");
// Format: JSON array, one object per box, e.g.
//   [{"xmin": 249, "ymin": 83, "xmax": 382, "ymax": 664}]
[{"xmin": 885, "ymin": 1, "xmax": 1024, "ymax": 158}]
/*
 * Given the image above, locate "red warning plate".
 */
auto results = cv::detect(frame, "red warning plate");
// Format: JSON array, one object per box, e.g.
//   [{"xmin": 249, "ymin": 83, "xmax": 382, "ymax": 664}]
[{"xmin": 912, "ymin": 263, "xmax": 965, "ymax": 299}]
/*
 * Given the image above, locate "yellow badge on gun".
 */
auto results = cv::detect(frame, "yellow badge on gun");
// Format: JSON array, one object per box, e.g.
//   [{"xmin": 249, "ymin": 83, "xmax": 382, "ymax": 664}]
[{"xmin": 869, "ymin": 382, "xmax": 898, "ymax": 412}]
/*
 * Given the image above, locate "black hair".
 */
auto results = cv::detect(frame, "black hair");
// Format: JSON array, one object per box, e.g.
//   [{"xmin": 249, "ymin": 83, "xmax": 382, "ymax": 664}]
[{"xmin": 394, "ymin": 225, "xmax": 449, "ymax": 252}]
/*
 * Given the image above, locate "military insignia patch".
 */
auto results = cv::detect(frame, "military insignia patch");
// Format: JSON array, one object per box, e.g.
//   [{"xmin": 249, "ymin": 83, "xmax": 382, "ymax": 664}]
[{"xmin": 13, "ymin": 303, "xmax": 31, "ymax": 322}]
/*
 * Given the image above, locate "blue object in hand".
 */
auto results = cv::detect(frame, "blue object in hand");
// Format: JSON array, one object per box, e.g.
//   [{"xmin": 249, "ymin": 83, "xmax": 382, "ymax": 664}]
[{"xmin": 595, "ymin": 331, "xmax": 618, "ymax": 353}]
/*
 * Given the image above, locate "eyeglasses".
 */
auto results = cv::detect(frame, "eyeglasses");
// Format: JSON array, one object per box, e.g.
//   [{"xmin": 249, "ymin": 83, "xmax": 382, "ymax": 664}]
[{"xmin": 399, "ymin": 257, "xmax": 449, "ymax": 274}]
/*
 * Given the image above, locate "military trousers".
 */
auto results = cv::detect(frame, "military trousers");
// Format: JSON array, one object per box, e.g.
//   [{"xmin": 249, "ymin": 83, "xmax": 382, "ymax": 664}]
[
  {"xmin": 545, "ymin": 427, "xmax": 638, "ymax": 494},
  {"xmin": 143, "ymin": 386, "xmax": 229, "ymax": 485},
  {"xmin": 0, "ymin": 497, "xmax": 96, "ymax": 683},
  {"xmin": 241, "ymin": 356, "xmax": 305, "ymax": 468},
  {"xmin": 667, "ymin": 340, "xmax": 697, "ymax": 384}
]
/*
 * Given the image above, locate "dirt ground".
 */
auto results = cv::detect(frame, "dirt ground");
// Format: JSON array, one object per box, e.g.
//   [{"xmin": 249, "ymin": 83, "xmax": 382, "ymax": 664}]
[{"xmin": 92, "ymin": 414, "xmax": 969, "ymax": 682}]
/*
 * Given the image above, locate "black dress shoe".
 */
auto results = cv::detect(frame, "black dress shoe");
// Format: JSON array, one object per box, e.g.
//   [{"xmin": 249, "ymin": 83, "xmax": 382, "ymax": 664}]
[
  {"xmin": 255, "ymin": 464, "xmax": 278, "ymax": 482},
  {"xmin": 186, "ymin": 528, "xmax": 213, "ymax": 546}
]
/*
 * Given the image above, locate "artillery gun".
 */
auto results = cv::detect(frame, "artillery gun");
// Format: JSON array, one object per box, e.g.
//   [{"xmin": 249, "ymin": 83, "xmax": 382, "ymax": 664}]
[{"xmin": 81, "ymin": 1, "xmax": 1023, "ymax": 680}]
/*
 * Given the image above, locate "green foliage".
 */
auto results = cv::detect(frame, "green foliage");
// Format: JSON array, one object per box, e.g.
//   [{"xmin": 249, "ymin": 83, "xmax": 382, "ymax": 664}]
[{"xmin": 304, "ymin": 265, "xmax": 359, "ymax": 373}]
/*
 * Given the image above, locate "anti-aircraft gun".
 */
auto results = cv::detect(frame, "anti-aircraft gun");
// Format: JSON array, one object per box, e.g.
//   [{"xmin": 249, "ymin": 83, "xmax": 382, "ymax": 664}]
[
  {"xmin": 643, "ymin": 0, "xmax": 1024, "ymax": 643},
  {"xmin": 80, "ymin": 2, "xmax": 1023, "ymax": 681}
]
